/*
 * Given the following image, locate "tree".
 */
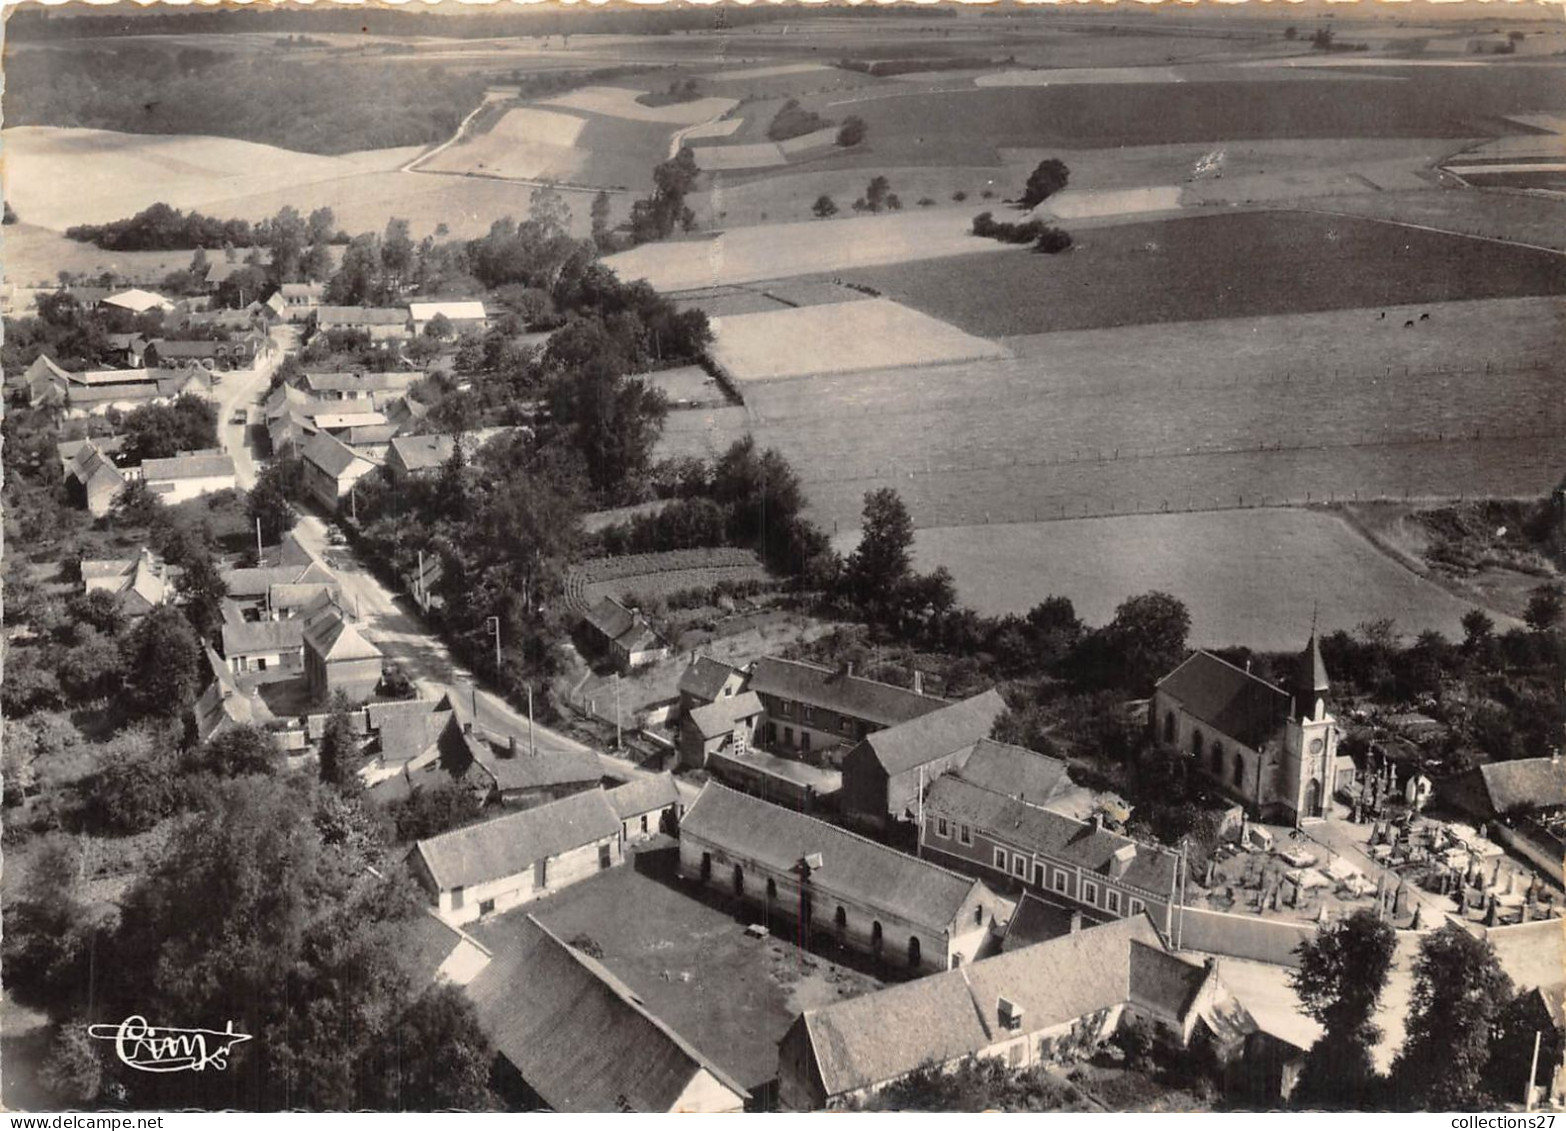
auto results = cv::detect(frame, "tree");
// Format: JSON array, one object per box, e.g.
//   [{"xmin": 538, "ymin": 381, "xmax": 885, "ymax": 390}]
[
  {"xmin": 843, "ymin": 488, "xmax": 915, "ymax": 623},
  {"xmin": 1461, "ymin": 607, "xmax": 1495, "ymax": 651},
  {"xmin": 171, "ymin": 539, "xmax": 229, "ymax": 643},
  {"xmin": 318, "ymin": 692, "xmax": 361, "ymax": 790},
  {"xmin": 307, "ymin": 206, "xmax": 336, "ymax": 245},
  {"xmin": 248, "ymin": 461, "xmax": 300, "ymax": 546},
  {"xmin": 590, "ymin": 190, "xmax": 614, "ymax": 251},
  {"xmin": 1289, "ymin": 910, "xmax": 1397, "ymax": 1108},
  {"xmin": 370, "ymin": 986, "xmax": 497, "ymax": 1111},
  {"xmin": 528, "ymin": 183, "xmax": 572, "ymax": 239},
  {"xmin": 120, "ymin": 606, "xmax": 202, "ymax": 720},
  {"xmin": 424, "ymin": 312, "xmax": 454, "ymax": 340},
  {"xmin": 1020, "ymin": 158, "xmax": 1070, "ymax": 210},
  {"xmin": 1524, "ymin": 583, "xmax": 1563, "ymax": 632},
  {"xmin": 195, "ymin": 724, "xmax": 281, "ymax": 778},
  {"xmin": 1284, "ymin": 25, "xmax": 1298, "ymax": 39},
  {"xmin": 1092, "ymin": 592, "xmax": 1191, "ymax": 694},
  {"xmin": 1034, "ymin": 226, "xmax": 1073, "ymax": 254},
  {"xmin": 1390, "ymin": 923, "xmax": 1515, "ymax": 1110},
  {"xmin": 381, "ymin": 217, "xmax": 415, "ymax": 288},
  {"xmin": 812, "ymin": 194, "xmax": 839, "ymax": 219},
  {"xmin": 836, "ymin": 115, "xmax": 867, "ymax": 147},
  {"xmin": 865, "ymin": 176, "xmax": 892, "ymax": 213},
  {"xmin": 121, "ymin": 393, "xmax": 219, "ymax": 463}
]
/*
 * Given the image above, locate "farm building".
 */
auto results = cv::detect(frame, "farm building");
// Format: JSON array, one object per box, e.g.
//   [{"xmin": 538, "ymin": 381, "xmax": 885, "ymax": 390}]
[
  {"xmin": 301, "ymin": 597, "xmax": 383, "ymax": 705},
  {"xmin": 777, "ymin": 914, "xmax": 1257, "ymax": 1111},
  {"xmin": 465, "ymin": 914, "xmax": 749, "ymax": 1113},
  {"xmin": 100, "ymin": 288, "xmax": 173, "ymax": 314},
  {"xmin": 300, "ymin": 431, "xmax": 380, "ymax": 512},
  {"xmin": 607, "ymin": 772, "xmax": 684, "ymax": 843},
  {"xmin": 80, "ymin": 548, "xmax": 172, "ymax": 616},
  {"xmin": 63, "ymin": 441, "xmax": 127, "ymax": 516},
  {"xmin": 839, "ymin": 687, "xmax": 1008, "ymax": 830},
  {"xmin": 582, "ymin": 595, "xmax": 670, "ymax": 672},
  {"xmin": 1002, "ymin": 890, "xmax": 1079, "ymax": 952},
  {"xmin": 12, "ymin": 354, "xmax": 71, "ymax": 408},
  {"xmin": 1445, "ymin": 755, "xmax": 1566, "ymax": 821},
  {"xmin": 920, "ymin": 759, "xmax": 1183, "ymax": 940},
  {"xmin": 408, "ymin": 788, "xmax": 624, "ymax": 926},
  {"xmin": 363, "ymin": 698, "xmax": 455, "ymax": 769},
  {"xmin": 385, "ymin": 433, "xmax": 459, "ymax": 478},
  {"xmin": 302, "ymin": 370, "xmax": 421, "ymax": 402},
  {"xmin": 139, "ymin": 451, "xmax": 237, "ymax": 503},
  {"xmin": 221, "ymin": 559, "xmax": 337, "ymax": 620},
  {"xmin": 679, "ymin": 783, "xmax": 1006, "ymax": 975},
  {"xmin": 313, "ymin": 306, "xmax": 411, "ymax": 342},
  {"xmin": 220, "ymin": 618, "xmax": 304, "ymax": 676},
  {"xmin": 748, "ymin": 656, "xmax": 947, "ymax": 761},
  {"xmin": 278, "ymin": 282, "xmax": 325, "ymax": 319},
  {"xmin": 1150, "ymin": 634, "xmax": 1340, "ymax": 827},
  {"xmin": 410, "ymin": 299, "xmax": 487, "ymax": 338},
  {"xmin": 678, "ymin": 654, "xmax": 749, "ymax": 716},
  {"xmin": 679, "ymin": 690, "xmax": 763, "ymax": 770},
  {"xmin": 143, "ymin": 336, "xmax": 263, "ymax": 371},
  {"xmin": 191, "ymin": 644, "xmax": 278, "ymax": 745}
]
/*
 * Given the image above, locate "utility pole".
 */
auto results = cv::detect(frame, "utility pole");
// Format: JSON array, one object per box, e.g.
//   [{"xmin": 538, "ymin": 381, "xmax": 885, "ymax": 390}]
[
  {"xmin": 527, "ymin": 684, "xmax": 536, "ymax": 757},
  {"xmin": 255, "ymin": 517, "xmax": 263, "ymax": 563},
  {"xmin": 417, "ymin": 548, "xmax": 425, "ymax": 609},
  {"xmin": 1526, "ymin": 1030, "xmax": 1542, "ymax": 1111},
  {"xmin": 485, "ymin": 615, "xmax": 501, "ymax": 679},
  {"xmin": 614, "ymin": 673, "xmax": 622, "ymax": 751}
]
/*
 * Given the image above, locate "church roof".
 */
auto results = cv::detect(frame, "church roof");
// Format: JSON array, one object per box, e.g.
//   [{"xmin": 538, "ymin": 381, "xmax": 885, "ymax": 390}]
[
  {"xmin": 1155, "ymin": 652, "xmax": 1292, "ymax": 749},
  {"xmin": 1296, "ymin": 632, "xmax": 1330, "ymax": 696}
]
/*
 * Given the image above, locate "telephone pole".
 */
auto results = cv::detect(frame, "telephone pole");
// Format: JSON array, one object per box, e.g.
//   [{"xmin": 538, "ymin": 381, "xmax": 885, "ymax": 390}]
[{"xmin": 485, "ymin": 615, "xmax": 501, "ymax": 679}]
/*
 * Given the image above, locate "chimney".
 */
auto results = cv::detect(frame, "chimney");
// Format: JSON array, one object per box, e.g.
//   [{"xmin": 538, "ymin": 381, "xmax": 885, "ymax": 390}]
[
  {"xmin": 1069, "ymin": 910, "xmax": 1083, "ymax": 934},
  {"xmin": 1110, "ymin": 843, "xmax": 1137, "ymax": 879},
  {"xmin": 912, "ymin": 670, "xmax": 924, "ymax": 697},
  {"xmin": 1204, "ymin": 956, "xmax": 1219, "ymax": 976},
  {"xmin": 997, "ymin": 997, "xmax": 1023, "ymax": 1032}
]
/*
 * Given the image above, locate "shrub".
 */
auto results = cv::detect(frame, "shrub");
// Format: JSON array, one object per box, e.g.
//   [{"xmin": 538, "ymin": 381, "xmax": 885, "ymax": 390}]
[
  {"xmin": 767, "ymin": 99, "xmax": 831, "ymax": 142},
  {"xmin": 1034, "ymin": 226, "xmax": 1073, "ymax": 254},
  {"xmin": 836, "ymin": 115, "xmax": 867, "ymax": 147}
]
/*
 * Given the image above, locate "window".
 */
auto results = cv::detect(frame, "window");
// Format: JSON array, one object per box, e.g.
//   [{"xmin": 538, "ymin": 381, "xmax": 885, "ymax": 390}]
[
  {"xmin": 803, "ymin": 705, "xmax": 815, "ymax": 723},
  {"xmin": 907, "ymin": 936, "xmax": 921, "ymax": 968},
  {"xmin": 802, "ymin": 732, "xmax": 812, "ymax": 753},
  {"xmin": 640, "ymin": 814, "xmax": 649, "ymax": 834},
  {"xmin": 1233, "ymin": 750, "xmax": 1245, "ymax": 787},
  {"xmin": 1012, "ymin": 855, "xmax": 1028, "ymax": 879},
  {"xmin": 840, "ymin": 719, "xmax": 851, "ymax": 735},
  {"xmin": 1052, "ymin": 869, "xmax": 1068, "ymax": 894},
  {"xmin": 478, "ymin": 898, "xmax": 495, "ymax": 916},
  {"xmin": 1082, "ymin": 880, "xmax": 1099, "ymax": 906},
  {"xmin": 766, "ymin": 878, "xmax": 778, "ymax": 902},
  {"xmin": 734, "ymin": 865, "xmax": 745, "ymax": 897},
  {"xmin": 959, "ymin": 824, "xmax": 973, "ymax": 846},
  {"xmin": 699, "ymin": 853, "xmax": 711, "ymax": 883},
  {"xmin": 451, "ymin": 885, "xmax": 465, "ymax": 910},
  {"xmin": 936, "ymin": 818, "xmax": 950, "ymax": 839},
  {"xmin": 1033, "ymin": 863, "xmax": 1045, "ymax": 888},
  {"xmin": 994, "ymin": 848, "xmax": 1009, "ymax": 871},
  {"xmin": 1129, "ymin": 898, "xmax": 1145, "ymax": 917},
  {"xmin": 783, "ymin": 727, "xmax": 794, "ymax": 747},
  {"xmin": 1106, "ymin": 889, "xmax": 1122, "ymax": 915},
  {"xmin": 871, "ymin": 921, "xmax": 883, "ymax": 955},
  {"xmin": 1163, "ymin": 710, "xmax": 1176, "ymax": 744},
  {"xmin": 1210, "ymin": 740, "xmax": 1223, "ymax": 774},
  {"xmin": 835, "ymin": 906, "xmax": 848, "ymax": 938},
  {"xmin": 257, "ymin": 657, "xmax": 268, "ymax": 672},
  {"xmin": 598, "ymin": 843, "xmax": 613, "ymax": 870},
  {"xmin": 779, "ymin": 699, "xmax": 793, "ymax": 716},
  {"xmin": 974, "ymin": 906, "xmax": 985, "ymax": 927},
  {"xmin": 1191, "ymin": 728, "xmax": 1204, "ymax": 758}
]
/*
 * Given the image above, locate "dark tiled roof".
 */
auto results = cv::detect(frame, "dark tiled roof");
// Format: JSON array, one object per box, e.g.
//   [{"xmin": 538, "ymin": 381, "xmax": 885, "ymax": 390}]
[
  {"xmin": 1156, "ymin": 652, "xmax": 1292, "ymax": 749},
  {"xmin": 926, "ymin": 776, "xmax": 1179, "ymax": 896},
  {"xmin": 607, "ymin": 773, "xmax": 681, "ymax": 820},
  {"xmin": 802, "ymin": 915, "xmax": 1168, "ymax": 1097},
  {"xmin": 678, "ymin": 656, "xmax": 744, "ymax": 703},
  {"xmin": 388, "ymin": 434, "xmax": 456, "ymax": 474},
  {"xmin": 956, "ymin": 739, "xmax": 1072, "ymax": 806},
  {"xmin": 681, "ymin": 783, "xmax": 985, "ymax": 933},
  {"xmin": 1002, "ymin": 891, "xmax": 1076, "ymax": 951},
  {"xmin": 302, "ymin": 430, "xmax": 369, "ymax": 479},
  {"xmin": 465, "ymin": 915, "xmax": 748, "ymax": 1112},
  {"xmin": 316, "ymin": 306, "xmax": 409, "ymax": 326},
  {"xmin": 220, "ymin": 619, "xmax": 303, "ymax": 657},
  {"xmin": 748, "ymin": 656, "xmax": 947, "ymax": 729},
  {"xmin": 687, "ymin": 691, "xmax": 763, "ymax": 740},
  {"xmin": 584, "ymin": 595, "xmax": 636, "ymax": 641},
  {"xmin": 413, "ymin": 789, "xmax": 621, "ymax": 890},
  {"xmin": 1129, "ymin": 939, "xmax": 1209, "ymax": 1017},
  {"xmin": 856, "ymin": 689, "xmax": 1007, "ymax": 777},
  {"xmin": 141, "ymin": 453, "xmax": 236, "ymax": 481},
  {"xmin": 1477, "ymin": 757, "xmax": 1566, "ymax": 814},
  {"xmin": 1485, "ymin": 920, "xmax": 1566, "ymax": 993}
]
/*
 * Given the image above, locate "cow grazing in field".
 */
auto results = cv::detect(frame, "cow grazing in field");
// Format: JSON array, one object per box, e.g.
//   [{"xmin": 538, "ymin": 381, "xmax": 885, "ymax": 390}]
[
  {"xmin": 1404, "ymin": 320, "xmax": 1415, "ymax": 329},
  {"xmin": 1378, "ymin": 312, "xmax": 1386, "ymax": 321},
  {"xmin": 1420, "ymin": 312, "xmax": 1430, "ymax": 322}
]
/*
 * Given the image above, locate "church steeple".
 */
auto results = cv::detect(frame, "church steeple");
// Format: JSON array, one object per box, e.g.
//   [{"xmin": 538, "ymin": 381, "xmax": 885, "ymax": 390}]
[{"xmin": 1293, "ymin": 628, "xmax": 1330, "ymax": 723}]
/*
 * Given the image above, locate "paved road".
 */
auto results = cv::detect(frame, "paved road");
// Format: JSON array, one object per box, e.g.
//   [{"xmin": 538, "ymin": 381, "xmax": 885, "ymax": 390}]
[
  {"xmin": 218, "ymin": 323, "xmax": 295, "ymax": 491},
  {"xmin": 289, "ymin": 512, "xmax": 650, "ymax": 782}
]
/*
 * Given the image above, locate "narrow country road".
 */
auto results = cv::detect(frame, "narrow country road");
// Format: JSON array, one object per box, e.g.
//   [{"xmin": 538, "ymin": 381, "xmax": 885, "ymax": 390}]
[
  {"xmin": 289, "ymin": 513, "xmax": 651, "ymax": 783},
  {"xmin": 219, "ymin": 323, "xmax": 295, "ymax": 491}
]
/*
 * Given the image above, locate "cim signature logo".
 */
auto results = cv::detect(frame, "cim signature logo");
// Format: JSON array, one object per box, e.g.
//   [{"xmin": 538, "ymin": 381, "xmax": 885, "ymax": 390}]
[{"xmin": 86, "ymin": 1016, "xmax": 252, "ymax": 1073}]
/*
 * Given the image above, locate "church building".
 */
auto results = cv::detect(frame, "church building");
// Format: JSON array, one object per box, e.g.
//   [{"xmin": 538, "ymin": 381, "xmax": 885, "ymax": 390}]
[{"xmin": 1148, "ymin": 634, "xmax": 1339, "ymax": 826}]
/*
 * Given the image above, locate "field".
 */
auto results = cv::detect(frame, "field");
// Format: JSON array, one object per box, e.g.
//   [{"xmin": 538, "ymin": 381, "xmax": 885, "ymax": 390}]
[
  {"xmin": 603, "ymin": 208, "xmax": 1011, "ymax": 291},
  {"xmin": 541, "ymin": 85, "xmax": 737, "ymax": 125},
  {"xmin": 802, "ymin": 210, "xmax": 1566, "ymax": 338},
  {"xmin": 420, "ymin": 106, "xmax": 590, "ymax": 183},
  {"xmin": 657, "ymin": 295, "xmax": 1566, "ymax": 533},
  {"xmin": 899, "ymin": 509, "xmax": 1503, "ymax": 650},
  {"xmin": 708, "ymin": 298, "xmax": 1007, "ymax": 382},
  {"xmin": 566, "ymin": 548, "xmax": 767, "ymax": 609},
  {"xmin": 473, "ymin": 846, "xmax": 884, "ymax": 1092}
]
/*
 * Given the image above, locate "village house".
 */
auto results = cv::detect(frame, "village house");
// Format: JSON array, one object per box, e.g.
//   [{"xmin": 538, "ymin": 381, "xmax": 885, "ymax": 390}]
[
  {"xmin": 408, "ymin": 788, "xmax": 624, "ymax": 925},
  {"xmin": 278, "ymin": 282, "xmax": 325, "ymax": 320},
  {"xmin": 409, "ymin": 299, "xmax": 487, "ymax": 338},
  {"xmin": 607, "ymin": 772, "xmax": 684, "ymax": 843},
  {"xmin": 679, "ymin": 690, "xmax": 764, "ymax": 770},
  {"xmin": 62, "ymin": 440, "xmax": 127, "ymax": 516},
  {"xmin": 300, "ymin": 431, "xmax": 380, "ymax": 513},
  {"xmin": 143, "ymin": 336, "xmax": 263, "ymax": 371},
  {"xmin": 312, "ymin": 305, "xmax": 411, "ymax": 342},
  {"xmin": 1150, "ymin": 633, "xmax": 1340, "ymax": 826},
  {"xmin": 302, "ymin": 370, "xmax": 422, "ymax": 403},
  {"xmin": 747, "ymin": 656, "xmax": 947, "ymax": 762},
  {"xmin": 920, "ymin": 747, "xmax": 1183, "ymax": 939},
  {"xmin": 139, "ymin": 451, "xmax": 237, "ymax": 503},
  {"xmin": 465, "ymin": 914, "xmax": 749, "ymax": 1113},
  {"xmin": 1446, "ymin": 754, "xmax": 1566, "ymax": 823},
  {"xmin": 582, "ymin": 595, "xmax": 670, "ymax": 672},
  {"xmin": 301, "ymin": 596, "xmax": 383, "ymax": 704},
  {"xmin": 80, "ymin": 548, "xmax": 172, "ymax": 616},
  {"xmin": 679, "ymin": 783, "xmax": 1006, "ymax": 974},
  {"xmin": 221, "ymin": 559, "xmax": 337, "ymax": 621},
  {"xmin": 839, "ymin": 687, "xmax": 1009, "ymax": 830},
  {"xmin": 100, "ymin": 287, "xmax": 174, "ymax": 315},
  {"xmin": 11, "ymin": 354, "xmax": 72, "ymax": 408},
  {"xmin": 777, "ymin": 914, "xmax": 1259, "ymax": 1111},
  {"xmin": 384, "ymin": 433, "xmax": 459, "ymax": 478},
  {"xmin": 191, "ymin": 644, "xmax": 279, "ymax": 744},
  {"xmin": 678, "ymin": 654, "xmax": 749, "ymax": 717},
  {"xmin": 220, "ymin": 618, "xmax": 305, "ymax": 676},
  {"xmin": 399, "ymin": 909, "xmax": 494, "ymax": 991}
]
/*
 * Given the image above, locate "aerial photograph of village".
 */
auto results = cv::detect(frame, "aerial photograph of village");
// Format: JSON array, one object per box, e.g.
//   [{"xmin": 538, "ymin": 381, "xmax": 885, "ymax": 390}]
[{"xmin": 1, "ymin": 0, "xmax": 1563, "ymax": 1114}]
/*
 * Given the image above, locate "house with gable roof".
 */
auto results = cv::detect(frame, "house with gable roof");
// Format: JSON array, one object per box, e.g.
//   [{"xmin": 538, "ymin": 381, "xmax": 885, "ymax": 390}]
[
  {"xmin": 679, "ymin": 783, "xmax": 1007, "ymax": 974},
  {"xmin": 63, "ymin": 440, "xmax": 127, "ymax": 516},
  {"xmin": 747, "ymin": 656, "xmax": 947, "ymax": 762},
  {"xmin": 300, "ymin": 430, "xmax": 379, "ymax": 512},
  {"xmin": 301, "ymin": 594, "xmax": 383, "ymax": 704},
  {"xmin": 777, "ymin": 912, "xmax": 1260, "ymax": 1110},
  {"xmin": 582, "ymin": 595, "xmax": 669, "ymax": 672}
]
